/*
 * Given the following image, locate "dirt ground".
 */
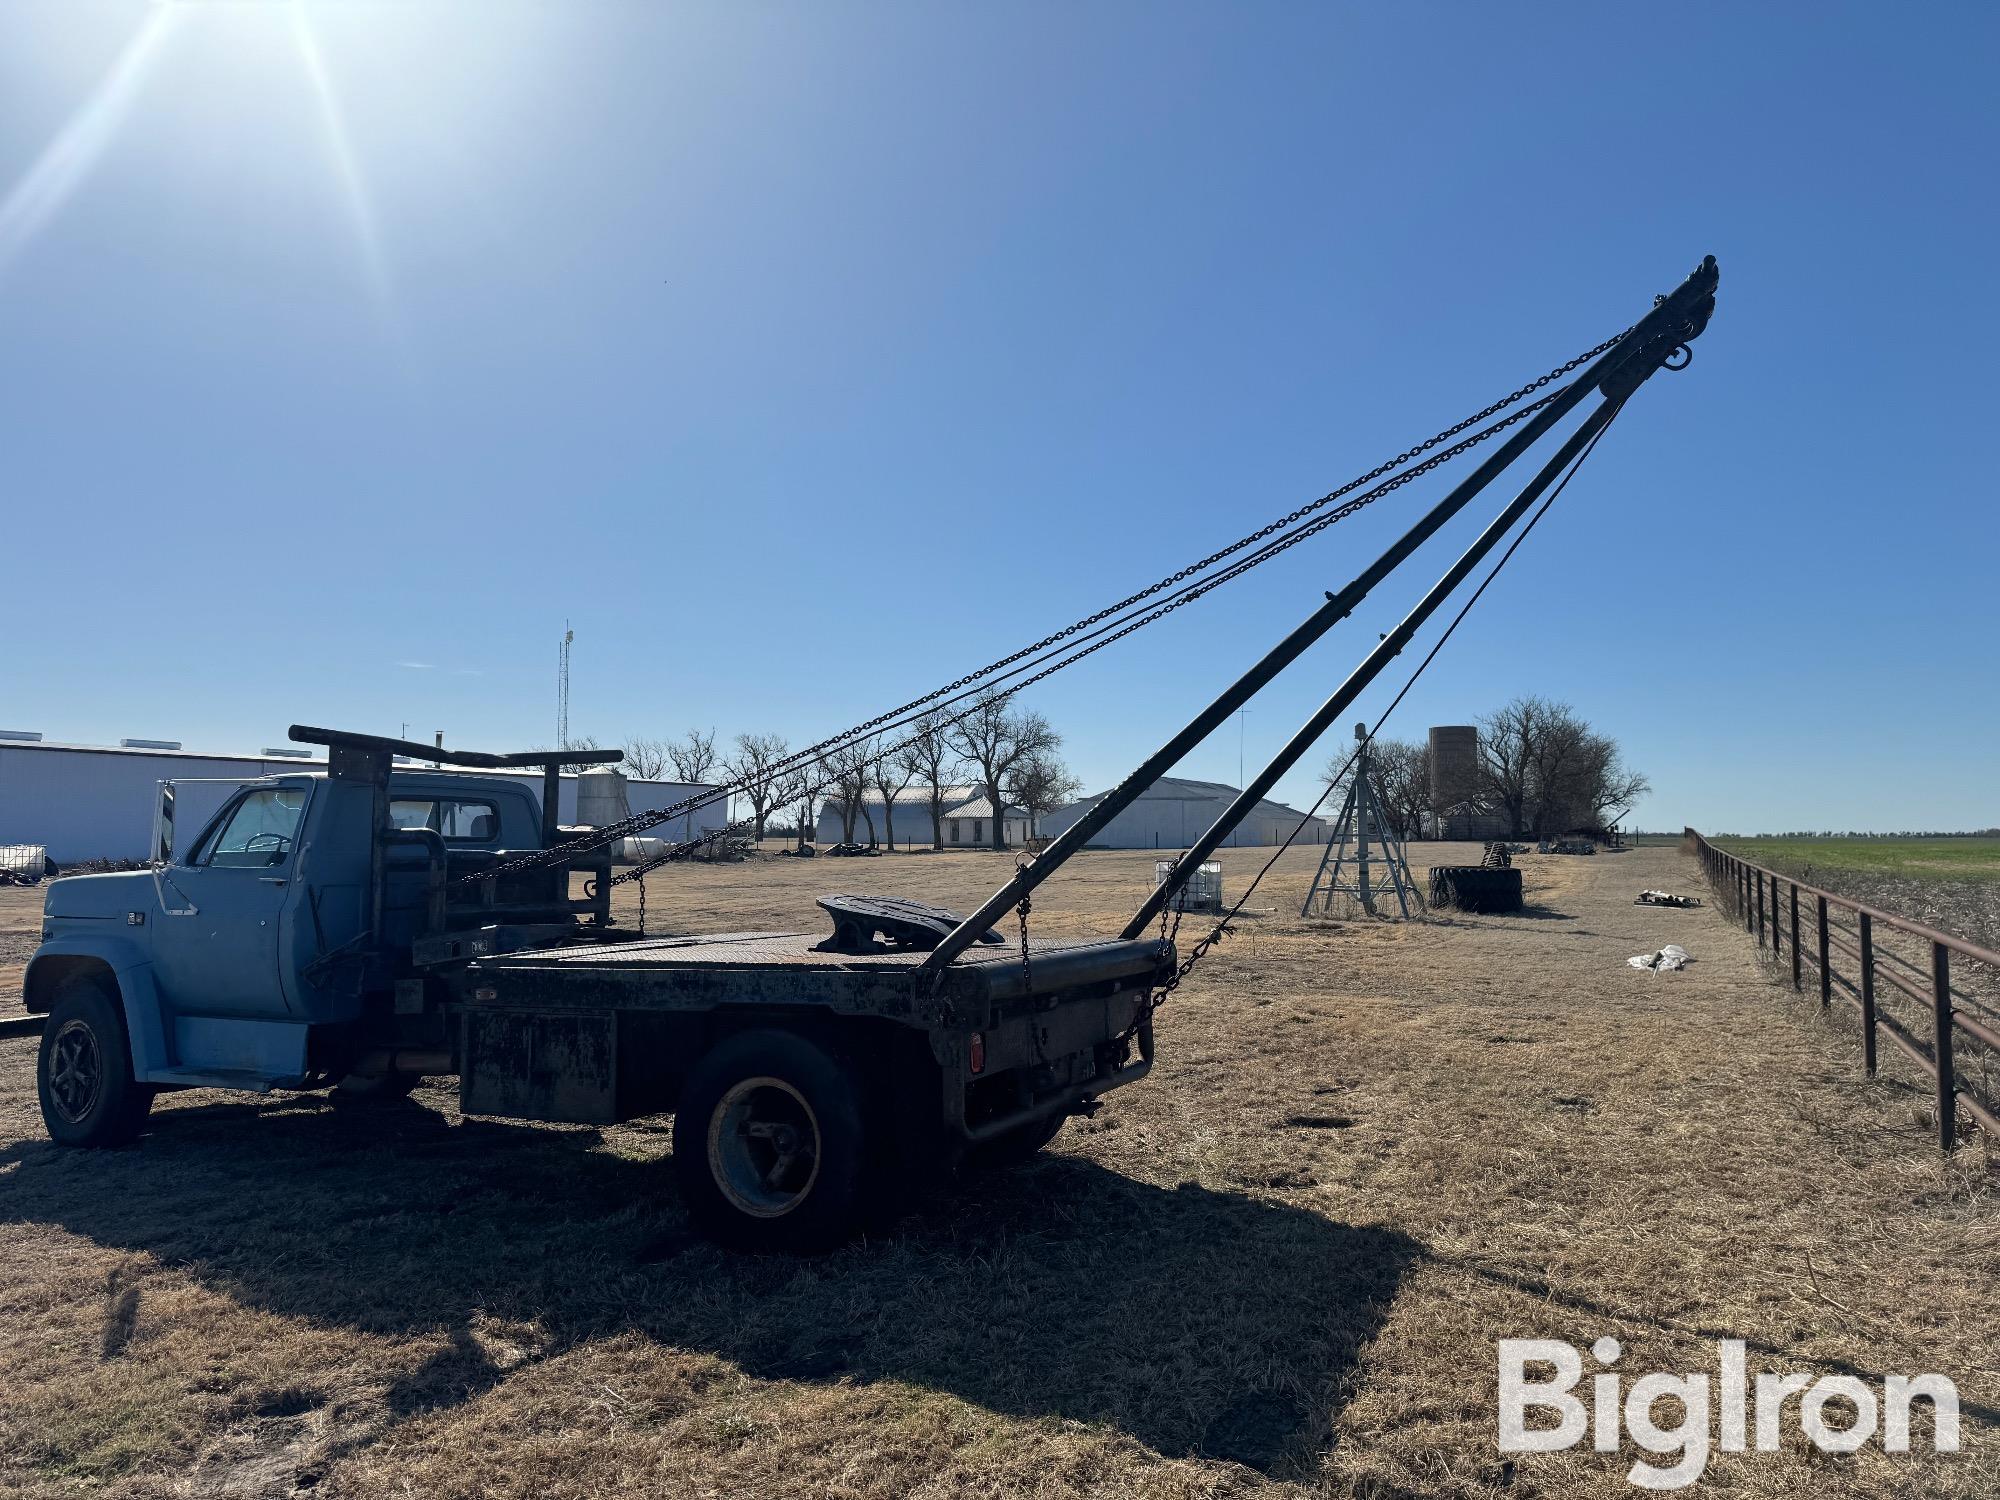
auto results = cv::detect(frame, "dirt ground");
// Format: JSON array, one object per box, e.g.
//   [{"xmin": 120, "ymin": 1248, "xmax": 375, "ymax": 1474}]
[{"xmin": 1, "ymin": 844, "xmax": 1994, "ymax": 1499}]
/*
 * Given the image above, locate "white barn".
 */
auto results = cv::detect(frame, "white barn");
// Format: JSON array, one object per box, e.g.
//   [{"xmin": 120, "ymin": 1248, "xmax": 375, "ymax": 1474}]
[
  {"xmin": 0, "ymin": 737, "xmax": 727, "ymax": 864},
  {"xmin": 1038, "ymin": 775, "xmax": 1329, "ymax": 850}
]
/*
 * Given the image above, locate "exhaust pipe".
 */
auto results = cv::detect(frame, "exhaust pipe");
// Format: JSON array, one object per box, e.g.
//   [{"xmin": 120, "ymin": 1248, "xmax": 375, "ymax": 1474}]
[{"xmin": 348, "ymin": 1048, "xmax": 453, "ymax": 1079}]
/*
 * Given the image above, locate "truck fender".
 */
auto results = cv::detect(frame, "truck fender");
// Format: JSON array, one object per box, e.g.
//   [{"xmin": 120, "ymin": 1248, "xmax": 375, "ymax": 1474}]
[{"xmin": 24, "ymin": 940, "xmax": 172, "ymax": 1077}]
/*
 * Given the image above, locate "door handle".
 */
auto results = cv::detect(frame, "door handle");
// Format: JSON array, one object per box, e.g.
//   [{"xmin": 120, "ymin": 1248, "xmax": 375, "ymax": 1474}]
[{"xmin": 260, "ymin": 877, "xmax": 288, "ymax": 886}]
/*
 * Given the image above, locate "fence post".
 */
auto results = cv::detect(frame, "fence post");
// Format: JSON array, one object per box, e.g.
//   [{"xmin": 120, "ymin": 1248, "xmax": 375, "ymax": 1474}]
[
  {"xmin": 1859, "ymin": 913, "xmax": 1877, "ymax": 1076},
  {"xmin": 1773, "ymin": 876, "xmax": 1783, "ymax": 959},
  {"xmin": 1932, "ymin": 942, "xmax": 1956, "ymax": 1152},
  {"xmin": 1816, "ymin": 895, "xmax": 1830, "ymax": 1006},
  {"xmin": 1800, "ymin": 888, "xmax": 1816, "ymax": 992},
  {"xmin": 1755, "ymin": 873, "xmax": 1765, "ymax": 947}
]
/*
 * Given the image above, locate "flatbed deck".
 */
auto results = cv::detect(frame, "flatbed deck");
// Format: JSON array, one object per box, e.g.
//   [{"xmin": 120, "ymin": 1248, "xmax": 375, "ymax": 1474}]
[{"xmin": 464, "ymin": 932, "xmax": 1173, "ymax": 1021}]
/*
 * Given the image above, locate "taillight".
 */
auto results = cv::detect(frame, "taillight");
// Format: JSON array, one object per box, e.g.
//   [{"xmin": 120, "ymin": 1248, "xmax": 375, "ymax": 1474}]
[{"xmin": 968, "ymin": 1032, "xmax": 985, "ymax": 1075}]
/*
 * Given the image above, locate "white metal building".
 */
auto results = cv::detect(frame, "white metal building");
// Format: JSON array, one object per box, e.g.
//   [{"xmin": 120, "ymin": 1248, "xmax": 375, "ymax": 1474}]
[
  {"xmin": 812, "ymin": 786, "xmax": 1038, "ymax": 849},
  {"xmin": 1038, "ymin": 775, "xmax": 1329, "ymax": 850},
  {"xmin": 0, "ymin": 738, "xmax": 726, "ymax": 863},
  {"xmin": 939, "ymin": 796, "xmax": 1031, "ymax": 848},
  {"xmin": 814, "ymin": 786, "xmax": 977, "ymax": 848}
]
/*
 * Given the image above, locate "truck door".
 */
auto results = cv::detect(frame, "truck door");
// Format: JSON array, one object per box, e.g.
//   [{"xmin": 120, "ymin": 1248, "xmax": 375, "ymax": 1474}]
[{"xmin": 151, "ymin": 785, "xmax": 309, "ymax": 1018}]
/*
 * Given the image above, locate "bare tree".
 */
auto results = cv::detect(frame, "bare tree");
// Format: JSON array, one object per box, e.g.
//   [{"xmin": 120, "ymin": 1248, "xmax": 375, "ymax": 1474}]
[
  {"xmin": 1476, "ymin": 697, "xmax": 1648, "ymax": 835},
  {"xmin": 665, "ymin": 727, "xmax": 721, "ymax": 784},
  {"xmin": 651, "ymin": 729, "xmax": 722, "ymax": 840},
  {"xmin": 1324, "ymin": 737, "xmax": 1432, "ymax": 841},
  {"xmin": 945, "ymin": 692, "xmax": 1059, "ymax": 850},
  {"xmin": 1321, "ymin": 737, "xmax": 1422, "ymax": 841},
  {"xmin": 1006, "ymin": 750, "xmax": 1080, "ymax": 840},
  {"xmin": 1524, "ymin": 701, "xmax": 1594, "ymax": 837},
  {"xmin": 872, "ymin": 744, "xmax": 919, "ymax": 850},
  {"xmin": 1584, "ymin": 737, "xmax": 1651, "ymax": 830},
  {"xmin": 1376, "ymin": 739, "xmax": 1434, "ymax": 841},
  {"xmin": 557, "ymin": 735, "xmax": 605, "ymax": 773},
  {"xmin": 622, "ymin": 735, "xmax": 670, "ymax": 780},
  {"xmin": 722, "ymin": 732, "xmax": 790, "ymax": 840},
  {"xmin": 896, "ymin": 712, "xmax": 965, "ymax": 850},
  {"xmin": 773, "ymin": 762, "xmax": 817, "ymax": 850},
  {"xmin": 822, "ymin": 741, "xmax": 876, "ymax": 845},
  {"xmin": 1477, "ymin": 697, "xmax": 1542, "ymax": 837}
]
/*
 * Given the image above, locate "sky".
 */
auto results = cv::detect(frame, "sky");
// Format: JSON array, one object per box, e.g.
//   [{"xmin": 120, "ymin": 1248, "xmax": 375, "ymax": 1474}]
[{"xmin": 1, "ymin": 1, "xmax": 1995, "ymax": 834}]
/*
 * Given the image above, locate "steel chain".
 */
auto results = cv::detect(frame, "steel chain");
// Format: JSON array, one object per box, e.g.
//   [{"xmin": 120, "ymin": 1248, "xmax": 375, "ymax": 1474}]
[{"xmin": 465, "ymin": 330, "xmax": 1627, "ymax": 888}]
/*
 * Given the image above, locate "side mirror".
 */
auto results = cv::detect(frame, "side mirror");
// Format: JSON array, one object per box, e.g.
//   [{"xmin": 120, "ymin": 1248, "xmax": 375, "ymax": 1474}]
[{"xmin": 153, "ymin": 783, "xmax": 176, "ymax": 865}]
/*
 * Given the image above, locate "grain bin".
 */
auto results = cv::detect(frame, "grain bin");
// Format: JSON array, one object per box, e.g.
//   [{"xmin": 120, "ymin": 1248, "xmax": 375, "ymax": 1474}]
[
  {"xmin": 1427, "ymin": 725, "xmax": 1480, "ymax": 810},
  {"xmin": 575, "ymin": 766, "xmax": 632, "ymax": 828}
]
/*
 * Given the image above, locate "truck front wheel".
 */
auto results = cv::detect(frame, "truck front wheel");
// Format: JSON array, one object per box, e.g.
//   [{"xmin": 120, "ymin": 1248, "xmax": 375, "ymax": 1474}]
[
  {"xmin": 38, "ymin": 978, "xmax": 153, "ymax": 1147},
  {"xmin": 673, "ymin": 1030, "xmax": 871, "ymax": 1253}
]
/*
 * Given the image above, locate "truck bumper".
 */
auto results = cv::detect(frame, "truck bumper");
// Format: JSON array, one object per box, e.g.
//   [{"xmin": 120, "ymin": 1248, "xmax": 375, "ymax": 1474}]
[
  {"xmin": 945, "ymin": 987, "xmax": 1156, "ymax": 1143},
  {"xmin": 961, "ymin": 1043, "xmax": 1153, "ymax": 1143}
]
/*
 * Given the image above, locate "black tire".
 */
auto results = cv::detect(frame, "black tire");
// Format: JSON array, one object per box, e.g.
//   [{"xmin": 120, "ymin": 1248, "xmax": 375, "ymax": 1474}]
[
  {"xmin": 673, "ymin": 1029, "xmax": 872, "ymax": 1253},
  {"xmin": 1428, "ymin": 865, "xmax": 1524, "ymax": 914},
  {"xmin": 964, "ymin": 1109, "xmax": 1065, "ymax": 1173},
  {"xmin": 38, "ymin": 977, "xmax": 153, "ymax": 1147}
]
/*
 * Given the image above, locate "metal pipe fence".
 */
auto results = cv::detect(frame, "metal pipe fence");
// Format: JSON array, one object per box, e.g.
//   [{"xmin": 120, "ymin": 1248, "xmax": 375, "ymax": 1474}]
[{"xmin": 1686, "ymin": 828, "xmax": 2000, "ymax": 1150}]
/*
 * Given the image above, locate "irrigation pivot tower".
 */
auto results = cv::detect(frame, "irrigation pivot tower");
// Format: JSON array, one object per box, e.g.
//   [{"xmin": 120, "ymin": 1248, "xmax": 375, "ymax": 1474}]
[{"xmin": 1302, "ymin": 723, "xmax": 1418, "ymax": 918}]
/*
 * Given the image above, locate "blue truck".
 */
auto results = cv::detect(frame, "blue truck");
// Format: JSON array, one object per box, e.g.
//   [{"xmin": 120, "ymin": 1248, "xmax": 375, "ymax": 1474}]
[{"xmin": 24, "ymin": 726, "xmax": 1167, "ymax": 1251}]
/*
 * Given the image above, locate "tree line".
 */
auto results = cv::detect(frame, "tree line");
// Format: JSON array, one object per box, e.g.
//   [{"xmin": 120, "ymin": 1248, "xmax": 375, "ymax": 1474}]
[
  {"xmin": 1713, "ymin": 829, "xmax": 2000, "ymax": 840},
  {"xmin": 598, "ymin": 691, "xmax": 1080, "ymax": 852},
  {"xmin": 1326, "ymin": 695, "xmax": 1650, "ymax": 840}
]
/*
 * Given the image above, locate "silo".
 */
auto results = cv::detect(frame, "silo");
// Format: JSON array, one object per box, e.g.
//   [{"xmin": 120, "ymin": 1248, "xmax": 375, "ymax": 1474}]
[
  {"xmin": 1428, "ymin": 726, "xmax": 1480, "ymax": 811},
  {"xmin": 575, "ymin": 766, "xmax": 632, "ymax": 828}
]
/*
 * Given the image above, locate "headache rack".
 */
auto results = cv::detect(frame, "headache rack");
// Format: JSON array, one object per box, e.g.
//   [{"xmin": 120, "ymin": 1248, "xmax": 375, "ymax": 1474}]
[{"xmin": 287, "ymin": 725, "xmax": 629, "ymax": 967}]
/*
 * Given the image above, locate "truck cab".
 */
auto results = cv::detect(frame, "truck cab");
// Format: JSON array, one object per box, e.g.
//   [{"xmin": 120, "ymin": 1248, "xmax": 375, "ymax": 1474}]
[{"xmin": 26, "ymin": 737, "xmax": 617, "ymax": 1142}]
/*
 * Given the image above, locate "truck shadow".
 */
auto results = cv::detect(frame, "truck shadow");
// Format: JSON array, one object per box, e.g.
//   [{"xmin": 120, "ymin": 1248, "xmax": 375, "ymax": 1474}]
[{"xmin": 0, "ymin": 1094, "xmax": 1420, "ymax": 1476}]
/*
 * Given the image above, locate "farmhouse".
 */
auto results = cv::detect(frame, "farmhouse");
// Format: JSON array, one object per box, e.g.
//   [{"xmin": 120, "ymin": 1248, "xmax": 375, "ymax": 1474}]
[
  {"xmin": 0, "ymin": 735, "xmax": 727, "ymax": 863},
  {"xmin": 1039, "ymin": 775, "xmax": 1329, "ymax": 849}
]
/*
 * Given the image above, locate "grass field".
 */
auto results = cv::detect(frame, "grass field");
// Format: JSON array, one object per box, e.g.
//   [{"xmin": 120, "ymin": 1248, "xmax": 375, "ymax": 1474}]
[
  {"xmin": 1711, "ymin": 838, "xmax": 2000, "ymax": 883},
  {"xmin": 1, "ymin": 844, "xmax": 1994, "ymax": 1498}
]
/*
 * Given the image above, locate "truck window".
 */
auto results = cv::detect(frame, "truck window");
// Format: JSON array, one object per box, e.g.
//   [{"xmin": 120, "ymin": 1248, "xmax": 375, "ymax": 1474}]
[
  {"xmin": 389, "ymin": 798, "xmax": 502, "ymax": 843},
  {"xmin": 198, "ymin": 788, "xmax": 307, "ymax": 869}
]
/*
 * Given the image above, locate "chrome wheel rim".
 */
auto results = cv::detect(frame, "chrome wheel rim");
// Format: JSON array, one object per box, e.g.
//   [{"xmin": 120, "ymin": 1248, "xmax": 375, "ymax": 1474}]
[
  {"xmin": 707, "ymin": 1076, "xmax": 821, "ymax": 1219},
  {"xmin": 48, "ymin": 1019, "xmax": 104, "ymax": 1124}
]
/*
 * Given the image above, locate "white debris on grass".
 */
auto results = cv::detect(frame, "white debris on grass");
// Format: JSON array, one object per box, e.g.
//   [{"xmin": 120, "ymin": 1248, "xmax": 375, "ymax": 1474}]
[{"xmin": 1628, "ymin": 943, "xmax": 1691, "ymax": 972}]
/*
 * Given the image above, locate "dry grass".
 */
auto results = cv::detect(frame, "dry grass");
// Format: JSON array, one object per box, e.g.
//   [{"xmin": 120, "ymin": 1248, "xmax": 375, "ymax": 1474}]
[{"xmin": 1, "ymin": 844, "xmax": 1994, "ymax": 1498}]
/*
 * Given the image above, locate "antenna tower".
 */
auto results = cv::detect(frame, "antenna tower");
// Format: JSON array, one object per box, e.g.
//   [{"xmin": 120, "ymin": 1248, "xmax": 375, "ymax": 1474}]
[{"xmin": 557, "ymin": 622, "xmax": 574, "ymax": 750}]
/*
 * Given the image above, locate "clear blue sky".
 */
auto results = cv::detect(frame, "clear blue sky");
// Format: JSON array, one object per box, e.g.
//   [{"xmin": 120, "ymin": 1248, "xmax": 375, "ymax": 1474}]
[{"xmin": 3, "ymin": 2, "xmax": 1994, "ymax": 833}]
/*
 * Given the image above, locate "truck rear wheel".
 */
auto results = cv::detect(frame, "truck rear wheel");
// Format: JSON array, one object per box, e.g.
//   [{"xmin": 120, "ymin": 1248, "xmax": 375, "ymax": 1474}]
[
  {"xmin": 673, "ymin": 1030, "xmax": 871, "ymax": 1253},
  {"xmin": 38, "ymin": 978, "xmax": 153, "ymax": 1147}
]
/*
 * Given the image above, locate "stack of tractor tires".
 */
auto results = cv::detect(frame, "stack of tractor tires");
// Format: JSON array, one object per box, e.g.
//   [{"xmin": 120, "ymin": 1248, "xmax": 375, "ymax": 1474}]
[{"xmin": 1429, "ymin": 864, "xmax": 1524, "ymax": 913}]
